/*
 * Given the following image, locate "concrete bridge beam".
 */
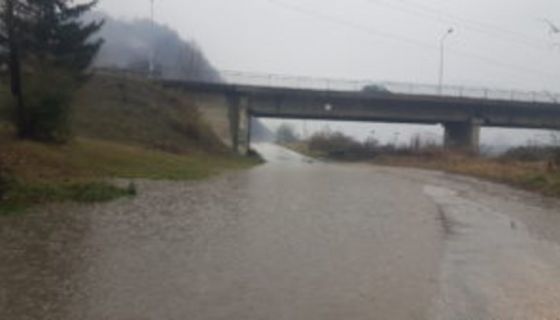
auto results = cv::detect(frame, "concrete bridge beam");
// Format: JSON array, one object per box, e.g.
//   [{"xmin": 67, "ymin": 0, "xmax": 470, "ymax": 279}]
[
  {"xmin": 165, "ymin": 80, "xmax": 560, "ymax": 155},
  {"xmin": 443, "ymin": 120, "xmax": 481, "ymax": 152}
]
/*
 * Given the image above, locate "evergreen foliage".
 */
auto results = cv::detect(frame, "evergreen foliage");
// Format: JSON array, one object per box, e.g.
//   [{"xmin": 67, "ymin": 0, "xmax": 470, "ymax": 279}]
[{"xmin": 0, "ymin": 0, "xmax": 103, "ymax": 142}]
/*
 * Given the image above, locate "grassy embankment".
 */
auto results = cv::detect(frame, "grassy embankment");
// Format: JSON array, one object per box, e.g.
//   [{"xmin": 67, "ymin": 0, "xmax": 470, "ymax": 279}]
[
  {"xmin": 289, "ymin": 141, "xmax": 560, "ymax": 198},
  {"xmin": 374, "ymin": 152, "xmax": 560, "ymax": 197},
  {"xmin": 0, "ymin": 74, "xmax": 259, "ymax": 214}
]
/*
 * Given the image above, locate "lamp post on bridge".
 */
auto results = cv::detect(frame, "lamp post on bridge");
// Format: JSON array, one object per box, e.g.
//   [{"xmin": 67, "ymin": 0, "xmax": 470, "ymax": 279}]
[{"xmin": 438, "ymin": 27, "xmax": 454, "ymax": 95}]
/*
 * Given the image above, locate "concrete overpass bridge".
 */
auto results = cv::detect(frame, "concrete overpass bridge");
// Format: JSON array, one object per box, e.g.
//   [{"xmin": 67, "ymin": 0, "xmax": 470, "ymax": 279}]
[{"xmin": 161, "ymin": 71, "xmax": 560, "ymax": 154}]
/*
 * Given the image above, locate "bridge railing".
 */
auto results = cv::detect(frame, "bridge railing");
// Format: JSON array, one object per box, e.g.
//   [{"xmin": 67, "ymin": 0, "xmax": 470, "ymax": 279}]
[
  {"xmin": 95, "ymin": 67, "xmax": 560, "ymax": 105},
  {"xmin": 207, "ymin": 70, "xmax": 560, "ymax": 105}
]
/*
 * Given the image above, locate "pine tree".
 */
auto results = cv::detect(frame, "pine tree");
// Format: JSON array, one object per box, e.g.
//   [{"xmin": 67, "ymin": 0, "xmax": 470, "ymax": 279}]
[
  {"xmin": 0, "ymin": 0, "xmax": 29, "ymax": 138},
  {"xmin": 0, "ymin": 0, "xmax": 104, "ymax": 141},
  {"xmin": 25, "ymin": 0, "xmax": 104, "ymax": 78}
]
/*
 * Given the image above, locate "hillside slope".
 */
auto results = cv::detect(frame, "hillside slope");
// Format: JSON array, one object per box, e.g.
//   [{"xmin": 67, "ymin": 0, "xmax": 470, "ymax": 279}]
[
  {"xmin": 73, "ymin": 74, "xmax": 225, "ymax": 153},
  {"xmin": 0, "ymin": 74, "xmax": 258, "ymax": 214}
]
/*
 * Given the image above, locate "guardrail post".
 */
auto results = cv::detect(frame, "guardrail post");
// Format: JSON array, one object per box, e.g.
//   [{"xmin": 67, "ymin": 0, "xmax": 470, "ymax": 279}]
[{"xmin": 532, "ymin": 91, "xmax": 537, "ymax": 103}]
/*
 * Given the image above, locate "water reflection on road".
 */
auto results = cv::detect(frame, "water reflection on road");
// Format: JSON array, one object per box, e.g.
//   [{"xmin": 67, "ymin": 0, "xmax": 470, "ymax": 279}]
[{"xmin": 1, "ymin": 143, "xmax": 560, "ymax": 319}]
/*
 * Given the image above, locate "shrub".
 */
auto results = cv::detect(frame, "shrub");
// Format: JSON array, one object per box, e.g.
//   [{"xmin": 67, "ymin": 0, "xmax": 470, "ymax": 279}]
[
  {"xmin": 276, "ymin": 124, "xmax": 300, "ymax": 144},
  {"xmin": 67, "ymin": 182, "xmax": 135, "ymax": 203},
  {"xmin": 0, "ymin": 180, "xmax": 137, "ymax": 215},
  {"xmin": 503, "ymin": 145, "xmax": 560, "ymax": 171},
  {"xmin": 19, "ymin": 65, "xmax": 76, "ymax": 143},
  {"xmin": 502, "ymin": 146, "xmax": 554, "ymax": 162},
  {"xmin": 0, "ymin": 169, "xmax": 15, "ymax": 201},
  {"xmin": 308, "ymin": 130, "xmax": 378, "ymax": 160},
  {"xmin": 306, "ymin": 130, "xmax": 450, "ymax": 161}
]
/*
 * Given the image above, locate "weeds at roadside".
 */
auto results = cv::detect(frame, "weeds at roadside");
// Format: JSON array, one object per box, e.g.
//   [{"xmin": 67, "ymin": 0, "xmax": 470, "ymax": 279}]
[{"xmin": 0, "ymin": 179, "xmax": 137, "ymax": 216}]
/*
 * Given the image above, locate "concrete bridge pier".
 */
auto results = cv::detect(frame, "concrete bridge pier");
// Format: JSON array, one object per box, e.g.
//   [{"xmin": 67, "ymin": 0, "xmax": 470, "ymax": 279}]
[
  {"xmin": 227, "ymin": 94, "xmax": 252, "ymax": 155},
  {"xmin": 443, "ymin": 120, "xmax": 481, "ymax": 152}
]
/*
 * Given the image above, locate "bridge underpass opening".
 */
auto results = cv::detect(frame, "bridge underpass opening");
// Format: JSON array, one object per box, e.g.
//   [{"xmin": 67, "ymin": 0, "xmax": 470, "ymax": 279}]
[
  {"xmin": 164, "ymin": 78, "xmax": 560, "ymax": 154},
  {"xmin": 253, "ymin": 118, "xmax": 445, "ymax": 148},
  {"xmin": 251, "ymin": 118, "xmax": 559, "ymax": 155}
]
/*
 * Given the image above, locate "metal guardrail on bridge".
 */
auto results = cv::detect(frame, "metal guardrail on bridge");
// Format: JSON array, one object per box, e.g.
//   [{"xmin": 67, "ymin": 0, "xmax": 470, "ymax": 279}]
[
  {"xmin": 95, "ymin": 68, "xmax": 560, "ymax": 104},
  {"xmin": 213, "ymin": 70, "xmax": 560, "ymax": 104}
]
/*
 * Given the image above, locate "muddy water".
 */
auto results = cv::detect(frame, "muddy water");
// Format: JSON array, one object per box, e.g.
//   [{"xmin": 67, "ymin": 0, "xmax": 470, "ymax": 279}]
[{"xmin": 1, "ymin": 144, "xmax": 560, "ymax": 319}]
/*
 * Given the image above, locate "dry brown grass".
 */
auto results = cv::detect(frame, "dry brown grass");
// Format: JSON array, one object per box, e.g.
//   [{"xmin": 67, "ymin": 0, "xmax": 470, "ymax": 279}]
[
  {"xmin": 0, "ymin": 125, "xmax": 257, "ymax": 214},
  {"xmin": 374, "ymin": 152, "xmax": 560, "ymax": 197},
  {"xmin": 73, "ymin": 74, "xmax": 227, "ymax": 154}
]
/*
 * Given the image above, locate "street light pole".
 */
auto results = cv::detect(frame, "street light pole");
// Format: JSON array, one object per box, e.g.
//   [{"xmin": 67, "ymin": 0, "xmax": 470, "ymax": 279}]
[{"xmin": 438, "ymin": 27, "xmax": 454, "ymax": 95}]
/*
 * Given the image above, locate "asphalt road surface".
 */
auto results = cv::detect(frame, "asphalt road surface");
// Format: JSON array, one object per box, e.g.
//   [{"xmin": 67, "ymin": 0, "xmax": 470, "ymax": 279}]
[{"xmin": 1, "ymin": 144, "xmax": 560, "ymax": 320}]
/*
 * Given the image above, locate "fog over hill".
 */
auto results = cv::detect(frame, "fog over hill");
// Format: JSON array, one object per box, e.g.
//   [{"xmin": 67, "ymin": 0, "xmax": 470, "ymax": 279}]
[
  {"xmin": 87, "ymin": 12, "xmax": 276, "ymax": 143},
  {"xmin": 90, "ymin": 12, "xmax": 220, "ymax": 82}
]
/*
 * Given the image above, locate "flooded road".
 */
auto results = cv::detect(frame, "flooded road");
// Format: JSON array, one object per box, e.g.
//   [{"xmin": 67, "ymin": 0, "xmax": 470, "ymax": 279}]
[{"xmin": 1, "ymin": 144, "xmax": 560, "ymax": 319}]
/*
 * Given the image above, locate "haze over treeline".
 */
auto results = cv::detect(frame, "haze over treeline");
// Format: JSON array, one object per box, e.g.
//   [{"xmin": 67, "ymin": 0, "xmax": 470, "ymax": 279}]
[{"xmin": 89, "ymin": 12, "xmax": 220, "ymax": 82}]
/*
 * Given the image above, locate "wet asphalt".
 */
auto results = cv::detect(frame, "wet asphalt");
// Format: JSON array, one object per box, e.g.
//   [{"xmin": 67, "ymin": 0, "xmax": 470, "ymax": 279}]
[{"xmin": 1, "ymin": 144, "xmax": 560, "ymax": 320}]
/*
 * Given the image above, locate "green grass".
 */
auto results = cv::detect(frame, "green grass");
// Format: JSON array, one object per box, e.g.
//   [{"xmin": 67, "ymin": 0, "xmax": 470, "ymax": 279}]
[
  {"xmin": 518, "ymin": 172, "xmax": 560, "ymax": 196},
  {"xmin": 0, "ymin": 181, "xmax": 136, "ymax": 216},
  {"xmin": 0, "ymin": 74, "xmax": 260, "ymax": 214},
  {"xmin": 0, "ymin": 132, "xmax": 257, "ymax": 215}
]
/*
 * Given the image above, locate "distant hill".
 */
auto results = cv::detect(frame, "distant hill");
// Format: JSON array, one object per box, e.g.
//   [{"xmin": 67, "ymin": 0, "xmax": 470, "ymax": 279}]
[{"xmin": 89, "ymin": 12, "xmax": 221, "ymax": 82}]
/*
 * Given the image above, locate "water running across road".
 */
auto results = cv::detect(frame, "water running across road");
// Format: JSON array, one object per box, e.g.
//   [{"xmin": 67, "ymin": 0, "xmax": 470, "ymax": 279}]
[{"xmin": 1, "ymin": 144, "xmax": 560, "ymax": 319}]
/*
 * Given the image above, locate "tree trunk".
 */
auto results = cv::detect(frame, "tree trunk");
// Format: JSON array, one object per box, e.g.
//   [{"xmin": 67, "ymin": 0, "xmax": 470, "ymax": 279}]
[{"xmin": 5, "ymin": 0, "xmax": 27, "ymax": 138}]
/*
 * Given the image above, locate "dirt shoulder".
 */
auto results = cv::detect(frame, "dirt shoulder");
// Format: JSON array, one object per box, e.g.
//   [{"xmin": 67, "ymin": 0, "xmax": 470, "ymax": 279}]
[{"xmin": 374, "ymin": 154, "xmax": 560, "ymax": 198}]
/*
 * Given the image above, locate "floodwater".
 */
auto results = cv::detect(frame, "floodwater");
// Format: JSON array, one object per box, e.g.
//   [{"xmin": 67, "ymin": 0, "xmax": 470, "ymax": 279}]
[{"xmin": 1, "ymin": 144, "xmax": 560, "ymax": 320}]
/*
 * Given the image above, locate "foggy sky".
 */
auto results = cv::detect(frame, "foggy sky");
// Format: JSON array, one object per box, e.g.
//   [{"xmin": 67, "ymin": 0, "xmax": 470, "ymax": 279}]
[
  {"xmin": 100, "ymin": 0, "xmax": 560, "ymax": 91},
  {"xmin": 98, "ymin": 0, "xmax": 560, "ymax": 146}
]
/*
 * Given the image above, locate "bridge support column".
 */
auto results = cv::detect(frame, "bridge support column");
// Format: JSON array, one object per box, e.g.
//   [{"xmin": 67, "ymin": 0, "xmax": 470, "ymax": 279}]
[
  {"xmin": 227, "ymin": 94, "xmax": 251, "ymax": 155},
  {"xmin": 443, "ymin": 120, "xmax": 481, "ymax": 152}
]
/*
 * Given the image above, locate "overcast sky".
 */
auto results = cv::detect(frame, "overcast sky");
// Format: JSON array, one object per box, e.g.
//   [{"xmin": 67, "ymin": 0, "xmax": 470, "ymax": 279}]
[
  {"xmin": 100, "ymin": 0, "xmax": 560, "ymax": 90},
  {"xmin": 98, "ymin": 0, "xmax": 560, "ymax": 145}
]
